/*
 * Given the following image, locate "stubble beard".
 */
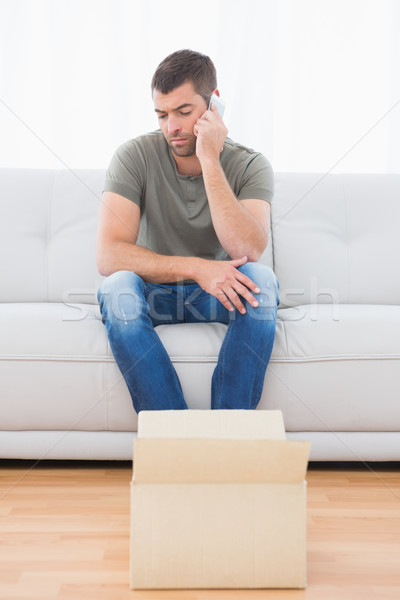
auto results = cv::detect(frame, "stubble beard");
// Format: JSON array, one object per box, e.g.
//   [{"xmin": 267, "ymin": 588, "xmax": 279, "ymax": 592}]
[{"xmin": 167, "ymin": 133, "xmax": 197, "ymax": 157}]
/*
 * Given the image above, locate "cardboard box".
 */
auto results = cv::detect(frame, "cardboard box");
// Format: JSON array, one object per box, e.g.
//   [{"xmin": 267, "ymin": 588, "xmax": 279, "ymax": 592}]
[{"xmin": 130, "ymin": 410, "xmax": 310, "ymax": 590}]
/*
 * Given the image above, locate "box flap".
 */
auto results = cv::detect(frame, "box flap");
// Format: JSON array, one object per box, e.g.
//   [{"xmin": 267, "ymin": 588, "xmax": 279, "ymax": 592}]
[
  {"xmin": 137, "ymin": 409, "xmax": 285, "ymax": 440},
  {"xmin": 133, "ymin": 438, "xmax": 310, "ymax": 484}
]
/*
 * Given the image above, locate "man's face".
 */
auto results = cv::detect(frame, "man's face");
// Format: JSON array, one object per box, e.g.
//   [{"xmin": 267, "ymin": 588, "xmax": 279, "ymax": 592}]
[{"xmin": 153, "ymin": 81, "xmax": 208, "ymax": 158}]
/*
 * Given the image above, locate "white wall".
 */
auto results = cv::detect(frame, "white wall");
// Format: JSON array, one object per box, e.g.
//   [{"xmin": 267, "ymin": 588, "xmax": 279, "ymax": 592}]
[{"xmin": 0, "ymin": 0, "xmax": 398, "ymax": 172}]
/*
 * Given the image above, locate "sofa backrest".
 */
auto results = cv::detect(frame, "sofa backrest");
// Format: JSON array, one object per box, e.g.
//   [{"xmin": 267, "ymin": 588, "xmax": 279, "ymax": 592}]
[
  {"xmin": 0, "ymin": 168, "xmax": 104, "ymax": 303},
  {"xmin": 1, "ymin": 169, "xmax": 399, "ymax": 306},
  {"xmin": 271, "ymin": 173, "xmax": 400, "ymax": 307}
]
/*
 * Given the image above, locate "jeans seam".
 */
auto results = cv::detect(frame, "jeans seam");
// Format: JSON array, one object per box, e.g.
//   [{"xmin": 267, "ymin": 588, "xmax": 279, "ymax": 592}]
[{"xmin": 214, "ymin": 315, "xmax": 234, "ymax": 409}]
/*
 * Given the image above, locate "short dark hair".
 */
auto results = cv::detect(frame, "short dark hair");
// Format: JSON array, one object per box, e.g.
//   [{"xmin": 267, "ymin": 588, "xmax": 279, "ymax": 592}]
[{"xmin": 151, "ymin": 49, "xmax": 217, "ymax": 104}]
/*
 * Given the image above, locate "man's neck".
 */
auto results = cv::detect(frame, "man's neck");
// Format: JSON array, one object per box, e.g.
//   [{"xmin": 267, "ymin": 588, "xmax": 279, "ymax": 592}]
[{"xmin": 173, "ymin": 154, "xmax": 203, "ymax": 177}]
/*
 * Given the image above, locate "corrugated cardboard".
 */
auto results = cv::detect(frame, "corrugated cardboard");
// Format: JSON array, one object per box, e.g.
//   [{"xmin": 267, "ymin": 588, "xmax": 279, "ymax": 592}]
[
  {"xmin": 137, "ymin": 408, "xmax": 286, "ymax": 440},
  {"xmin": 130, "ymin": 410, "xmax": 310, "ymax": 590}
]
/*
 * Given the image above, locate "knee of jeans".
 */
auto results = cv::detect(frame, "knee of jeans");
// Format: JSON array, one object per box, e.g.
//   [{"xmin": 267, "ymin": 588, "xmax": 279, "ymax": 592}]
[
  {"xmin": 98, "ymin": 270, "xmax": 143, "ymax": 299},
  {"xmin": 239, "ymin": 263, "xmax": 279, "ymax": 293},
  {"xmin": 97, "ymin": 270, "xmax": 146, "ymax": 323},
  {"xmin": 238, "ymin": 262, "xmax": 280, "ymax": 310}
]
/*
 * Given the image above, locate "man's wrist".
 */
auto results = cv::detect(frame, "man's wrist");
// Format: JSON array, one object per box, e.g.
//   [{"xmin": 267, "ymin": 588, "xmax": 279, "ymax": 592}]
[
  {"xmin": 182, "ymin": 256, "xmax": 203, "ymax": 281},
  {"xmin": 198, "ymin": 154, "xmax": 221, "ymax": 174}
]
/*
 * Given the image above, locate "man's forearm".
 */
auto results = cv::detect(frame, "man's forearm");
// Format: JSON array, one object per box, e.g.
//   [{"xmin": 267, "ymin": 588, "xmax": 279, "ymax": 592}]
[
  {"xmin": 201, "ymin": 160, "xmax": 268, "ymax": 261},
  {"xmin": 98, "ymin": 242, "xmax": 261, "ymax": 314},
  {"xmin": 97, "ymin": 241, "xmax": 199, "ymax": 282}
]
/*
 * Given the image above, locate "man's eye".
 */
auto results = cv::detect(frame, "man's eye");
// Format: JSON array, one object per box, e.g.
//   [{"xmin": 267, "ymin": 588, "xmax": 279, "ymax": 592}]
[
  {"xmin": 180, "ymin": 112, "xmax": 191, "ymax": 116},
  {"xmin": 158, "ymin": 115, "xmax": 167, "ymax": 120}
]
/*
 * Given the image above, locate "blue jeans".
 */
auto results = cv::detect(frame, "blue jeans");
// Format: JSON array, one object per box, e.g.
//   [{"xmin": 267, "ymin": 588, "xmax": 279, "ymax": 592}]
[{"xmin": 97, "ymin": 263, "xmax": 279, "ymax": 412}]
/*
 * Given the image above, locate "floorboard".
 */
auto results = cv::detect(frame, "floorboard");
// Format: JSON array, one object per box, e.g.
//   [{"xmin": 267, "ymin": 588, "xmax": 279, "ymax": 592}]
[{"xmin": 0, "ymin": 460, "xmax": 399, "ymax": 599}]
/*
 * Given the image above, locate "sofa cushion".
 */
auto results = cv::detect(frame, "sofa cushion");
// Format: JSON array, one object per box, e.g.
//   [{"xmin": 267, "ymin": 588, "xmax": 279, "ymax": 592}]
[
  {"xmin": 2, "ymin": 303, "xmax": 399, "ymax": 433},
  {"xmin": 0, "ymin": 302, "xmax": 119, "ymax": 431},
  {"xmin": 262, "ymin": 304, "xmax": 400, "ymax": 432}
]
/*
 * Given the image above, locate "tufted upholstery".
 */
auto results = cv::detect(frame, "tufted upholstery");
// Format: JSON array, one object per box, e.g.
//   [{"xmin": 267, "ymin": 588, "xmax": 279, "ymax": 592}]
[{"xmin": 1, "ymin": 168, "xmax": 399, "ymax": 460}]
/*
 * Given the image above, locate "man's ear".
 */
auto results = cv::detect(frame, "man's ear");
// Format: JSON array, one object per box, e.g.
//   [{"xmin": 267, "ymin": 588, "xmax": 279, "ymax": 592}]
[{"xmin": 211, "ymin": 88, "xmax": 220, "ymax": 97}]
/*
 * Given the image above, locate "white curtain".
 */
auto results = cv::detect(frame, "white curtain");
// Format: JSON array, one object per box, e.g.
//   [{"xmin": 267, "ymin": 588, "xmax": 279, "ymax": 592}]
[{"xmin": 0, "ymin": 0, "xmax": 399, "ymax": 172}]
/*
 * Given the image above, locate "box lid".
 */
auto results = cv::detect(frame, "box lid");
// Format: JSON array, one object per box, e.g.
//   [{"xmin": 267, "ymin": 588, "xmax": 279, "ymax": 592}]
[
  {"xmin": 133, "ymin": 438, "xmax": 310, "ymax": 484},
  {"xmin": 137, "ymin": 409, "xmax": 286, "ymax": 440}
]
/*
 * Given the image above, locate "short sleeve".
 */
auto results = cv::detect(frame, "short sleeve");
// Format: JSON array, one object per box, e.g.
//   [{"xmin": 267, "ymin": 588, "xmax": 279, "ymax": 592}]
[
  {"xmin": 103, "ymin": 140, "xmax": 146, "ymax": 207},
  {"xmin": 237, "ymin": 153, "xmax": 274, "ymax": 204}
]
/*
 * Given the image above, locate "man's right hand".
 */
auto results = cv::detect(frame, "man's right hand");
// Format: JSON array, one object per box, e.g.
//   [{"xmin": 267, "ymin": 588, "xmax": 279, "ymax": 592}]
[{"xmin": 192, "ymin": 256, "xmax": 260, "ymax": 314}]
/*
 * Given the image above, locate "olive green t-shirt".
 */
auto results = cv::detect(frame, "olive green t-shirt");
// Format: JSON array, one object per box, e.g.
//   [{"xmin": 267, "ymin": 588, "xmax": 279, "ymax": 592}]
[{"xmin": 103, "ymin": 130, "xmax": 273, "ymax": 263}]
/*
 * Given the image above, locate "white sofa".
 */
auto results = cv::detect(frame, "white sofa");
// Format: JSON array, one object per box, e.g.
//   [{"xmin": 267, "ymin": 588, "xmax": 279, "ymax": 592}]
[{"xmin": 1, "ymin": 168, "xmax": 399, "ymax": 461}]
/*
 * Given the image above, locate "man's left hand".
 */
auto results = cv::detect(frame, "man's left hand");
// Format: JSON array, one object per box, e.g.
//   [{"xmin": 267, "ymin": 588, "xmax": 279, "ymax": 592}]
[{"xmin": 194, "ymin": 103, "xmax": 228, "ymax": 164}]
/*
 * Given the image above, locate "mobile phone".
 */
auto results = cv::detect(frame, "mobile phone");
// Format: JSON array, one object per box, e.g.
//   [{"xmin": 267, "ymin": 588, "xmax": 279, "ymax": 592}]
[{"xmin": 208, "ymin": 93, "xmax": 225, "ymax": 118}]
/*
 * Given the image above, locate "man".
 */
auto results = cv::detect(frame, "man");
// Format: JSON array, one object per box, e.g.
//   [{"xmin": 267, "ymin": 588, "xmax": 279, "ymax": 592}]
[{"xmin": 96, "ymin": 49, "xmax": 279, "ymax": 412}]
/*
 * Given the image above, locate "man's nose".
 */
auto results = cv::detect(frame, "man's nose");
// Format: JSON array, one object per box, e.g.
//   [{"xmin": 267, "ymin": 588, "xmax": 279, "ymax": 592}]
[{"xmin": 167, "ymin": 115, "xmax": 181, "ymax": 135}]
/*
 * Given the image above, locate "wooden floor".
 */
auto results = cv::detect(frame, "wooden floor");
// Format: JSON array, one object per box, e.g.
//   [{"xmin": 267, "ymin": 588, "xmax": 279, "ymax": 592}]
[{"xmin": 0, "ymin": 460, "xmax": 399, "ymax": 600}]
